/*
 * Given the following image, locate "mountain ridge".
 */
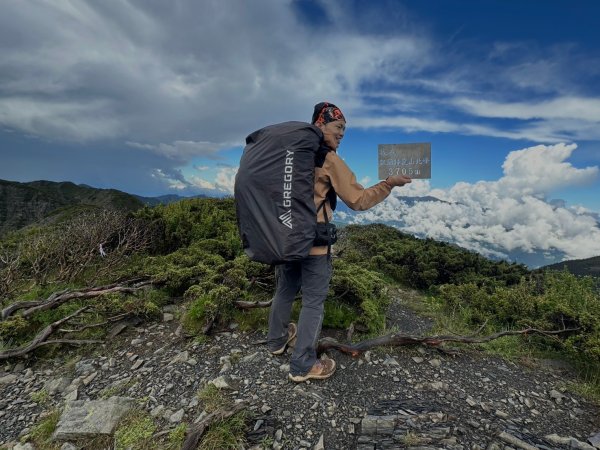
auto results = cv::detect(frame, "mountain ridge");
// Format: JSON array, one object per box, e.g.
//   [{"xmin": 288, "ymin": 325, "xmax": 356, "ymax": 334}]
[{"xmin": 0, "ymin": 178, "xmax": 143, "ymax": 236}]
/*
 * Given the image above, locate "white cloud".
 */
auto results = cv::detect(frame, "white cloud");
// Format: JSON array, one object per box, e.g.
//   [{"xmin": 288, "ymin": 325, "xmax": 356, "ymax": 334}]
[
  {"xmin": 128, "ymin": 140, "xmax": 227, "ymax": 161},
  {"xmin": 215, "ymin": 167, "xmax": 238, "ymax": 194},
  {"xmin": 189, "ymin": 177, "xmax": 215, "ymax": 190},
  {"xmin": 189, "ymin": 167, "xmax": 238, "ymax": 194},
  {"xmin": 151, "ymin": 168, "xmax": 186, "ymax": 190},
  {"xmin": 0, "ymin": 1, "xmax": 431, "ymax": 146},
  {"xmin": 344, "ymin": 144, "xmax": 600, "ymax": 262},
  {"xmin": 454, "ymin": 97, "xmax": 600, "ymax": 122}
]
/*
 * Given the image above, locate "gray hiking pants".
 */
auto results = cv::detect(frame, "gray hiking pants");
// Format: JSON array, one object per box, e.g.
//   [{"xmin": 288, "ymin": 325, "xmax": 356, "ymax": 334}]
[{"xmin": 267, "ymin": 255, "xmax": 332, "ymax": 376}]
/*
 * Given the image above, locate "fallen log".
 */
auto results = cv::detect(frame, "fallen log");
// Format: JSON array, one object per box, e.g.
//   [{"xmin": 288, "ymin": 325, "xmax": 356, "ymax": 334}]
[
  {"xmin": 181, "ymin": 402, "xmax": 247, "ymax": 450},
  {"xmin": 316, "ymin": 327, "xmax": 578, "ymax": 357}
]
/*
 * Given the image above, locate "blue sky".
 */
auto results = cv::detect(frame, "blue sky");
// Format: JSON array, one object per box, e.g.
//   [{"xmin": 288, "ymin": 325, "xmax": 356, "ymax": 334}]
[{"xmin": 1, "ymin": 1, "xmax": 599, "ymax": 264}]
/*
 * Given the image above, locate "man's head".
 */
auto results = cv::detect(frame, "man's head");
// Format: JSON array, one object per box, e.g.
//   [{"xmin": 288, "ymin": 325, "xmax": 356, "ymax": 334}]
[{"xmin": 311, "ymin": 102, "xmax": 346, "ymax": 151}]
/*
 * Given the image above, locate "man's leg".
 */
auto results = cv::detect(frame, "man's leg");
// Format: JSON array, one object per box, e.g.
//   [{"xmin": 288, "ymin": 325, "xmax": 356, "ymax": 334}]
[
  {"xmin": 289, "ymin": 255, "xmax": 332, "ymax": 376},
  {"xmin": 267, "ymin": 262, "xmax": 301, "ymax": 353}
]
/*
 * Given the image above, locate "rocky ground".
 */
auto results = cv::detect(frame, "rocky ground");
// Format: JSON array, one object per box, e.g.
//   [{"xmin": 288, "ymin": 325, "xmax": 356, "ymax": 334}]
[{"xmin": 1, "ymin": 290, "xmax": 600, "ymax": 450}]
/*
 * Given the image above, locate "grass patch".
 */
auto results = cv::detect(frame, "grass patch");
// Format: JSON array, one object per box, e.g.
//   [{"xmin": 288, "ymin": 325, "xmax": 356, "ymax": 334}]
[
  {"xmin": 568, "ymin": 360, "xmax": 600, "ymax": 403},
  {"xmin": 98, "ymin": 378, "xmax": 138, "ymax": 399},
  {"xmin": 197, "ymin": 384, "xmax": 231, "ymax": 413},
  {"xmin": 27, "ymin": 409, "xmax": 61, "ymax": 450},
  {"xmin": 400, "ymin": 430, "xmax": 422, "ymax": 446},
  {"xmin": 30, "ymin": 389, "xmax": 50, "ymax": 405},
  {"xmin": 167, "ymin": 423, "xmax": 188, "ymax": 449},
  {"xmin": 233, "ymin": 307, "xmax": 270, "ymax": 333},
  {"xmin": 198, "ymin": 411, "xmax": 248, "ymax": 450},
  {"xmin": 114, "ymin": 410, "xmax": 157, "ymax": 450}
]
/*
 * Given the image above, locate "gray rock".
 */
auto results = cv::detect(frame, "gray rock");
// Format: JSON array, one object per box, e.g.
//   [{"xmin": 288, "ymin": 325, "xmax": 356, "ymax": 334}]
[
  {"xmin": 60, "ymin": 443, "xmax": 79, "ymax": 450},
  {"xmin": 44, "ymin": 377, "xmax": 72, "ymax": 394},
  {"xmin": 169, "ymin": 351, "xmax": 189, "ymax": 365},
  {"xmin": 12, "ymin": 443, "xmax": 35, "ymax": 450},
  {"xmin": 64, "ymin": 389, "xmax": 78, "ymax": 402},
  {"xmin": 131, "ymin": 360, "xmax": 144, "ymax": 370},
  {"xmin": 589, "ymin": 431, "xmax": 600, "ymax": 448},
  {"xmin": 150, "ymin": 405, "xmax": 165, "ymax": 417},
  {"xmin": 498, "ymin": 431, "xmax": 538, "ymax": 450},
  {"xmin": 208, "ymin": 376, "xmax": 233, "ymax": 390},
  {"xmin": 549, "ymin": 389, "xmax": 567, "ymax": 403},
  {"xmin": 74, "ymin": 360, "xmax": 94, "ymax": 376},
  {"xmin": 275, "ymin": 429, "xmax": 283, "ymax": 441},
  {"xmin": 241, "ymin": 352, "xmax": 260, "ymax": 363},
  {"xmin": 545, "ymin": 433, "xmax": 596, "ymax": 450},
  {"xmin": 82, "ymin": 371, "xmax": 97, "ymax": 385},
  {"xmin": 382, "ymin": 357, "xmax": 399, "ymax": 366},
  {"xmin": 53, "ymin": 396, "xmax": 135, "ymax": 440},
  {"xmin": 169, "ymin": 408, "xmax": 185, "ymax": 423},
  {"xmin": 0, "ymin": 374, "xmax": 18, "ymax": 385}
]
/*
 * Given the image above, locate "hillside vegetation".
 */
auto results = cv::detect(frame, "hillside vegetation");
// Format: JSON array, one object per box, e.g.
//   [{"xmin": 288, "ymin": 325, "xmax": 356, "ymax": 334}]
[
  {"xmin": 0, "ymin": 179, "xmax": 143, "ymax": 236},
  {"xmin": 1, "ymin": 197, "xmax": 599, "ymax": 389},
  {"xmin": 542, "ymin": 255, "xmax": 600, "ymax": 278}
]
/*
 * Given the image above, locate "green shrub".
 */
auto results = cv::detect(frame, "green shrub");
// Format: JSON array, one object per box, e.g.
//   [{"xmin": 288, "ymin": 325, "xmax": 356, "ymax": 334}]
[
  {"xmin": 435, "ymin": 271, "xmax": 600, "ymax": 362},
  {"xmin": 330, "ymin": 260, "xmax": 389, "ymax": 333}
]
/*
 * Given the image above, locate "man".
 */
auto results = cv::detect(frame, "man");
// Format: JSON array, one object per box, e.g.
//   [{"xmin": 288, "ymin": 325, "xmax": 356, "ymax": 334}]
[{"xmin": 267, "ymin": 102, "xmax": 411, "ymax": 382}]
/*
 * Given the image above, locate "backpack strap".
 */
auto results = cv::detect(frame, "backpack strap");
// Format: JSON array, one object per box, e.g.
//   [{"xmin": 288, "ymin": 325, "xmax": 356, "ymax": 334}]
[{"xmin": 316, "ymin": 199, "xmax": 333, "ymax": 259}]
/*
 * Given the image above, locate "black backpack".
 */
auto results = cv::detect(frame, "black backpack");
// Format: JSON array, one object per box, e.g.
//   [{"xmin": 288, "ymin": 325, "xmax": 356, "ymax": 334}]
[{"xmin": 234, "ymin": 121, "xmax": 336, "ymax": 265}]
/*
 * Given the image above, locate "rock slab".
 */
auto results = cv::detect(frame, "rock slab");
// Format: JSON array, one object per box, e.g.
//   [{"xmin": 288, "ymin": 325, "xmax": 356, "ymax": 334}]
[{"xmin": 53, "ymin": 396, "xmax": 134, "ymax": 440}]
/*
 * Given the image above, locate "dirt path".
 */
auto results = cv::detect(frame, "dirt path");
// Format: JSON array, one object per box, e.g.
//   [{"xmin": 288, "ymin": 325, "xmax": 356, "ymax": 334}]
[{"xmin": 1, "ymin": 290, "xmax": 600, "ymax": 449}]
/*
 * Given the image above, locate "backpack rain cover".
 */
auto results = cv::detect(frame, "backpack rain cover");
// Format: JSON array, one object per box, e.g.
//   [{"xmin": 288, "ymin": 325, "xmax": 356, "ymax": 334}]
[{"xmin": 234, "ymin": 121, "xmax": 323, "ymax": 265}]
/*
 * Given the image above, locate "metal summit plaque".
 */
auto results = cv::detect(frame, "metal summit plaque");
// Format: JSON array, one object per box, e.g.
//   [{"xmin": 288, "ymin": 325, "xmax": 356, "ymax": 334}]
[{"xmin": 378, "ymin": 143, "xmax": 431, "ymax": 179}]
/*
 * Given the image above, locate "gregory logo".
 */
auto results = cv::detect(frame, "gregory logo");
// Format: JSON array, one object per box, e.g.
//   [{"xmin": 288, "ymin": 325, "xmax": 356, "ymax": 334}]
[
  {"xmin": 282, "ymin": 148, "xmax": 294, "ymax": 208},
  {"xmin": 279, "ymin": 209, "xmax": 292, "ymax": 229},
  {"xmin": 279, "ymin": 147, "xmax": 294, "ymax": 229}
]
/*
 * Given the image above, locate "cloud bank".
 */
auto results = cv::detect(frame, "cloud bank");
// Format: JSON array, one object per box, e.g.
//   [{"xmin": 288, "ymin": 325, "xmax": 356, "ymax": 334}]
[
  {"xmin": 2, "ymin": 1, "xmax": 599, "ymax": 151},
  {"xmin": 338, "ymin": 144, "xmax": 600, "ymax": 264}
]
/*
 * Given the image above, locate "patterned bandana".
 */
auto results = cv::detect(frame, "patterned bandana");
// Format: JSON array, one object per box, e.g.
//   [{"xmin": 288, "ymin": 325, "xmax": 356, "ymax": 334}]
[{"xmin": 311, "ymin": 102, "xmax": 346, "ymax": 125}]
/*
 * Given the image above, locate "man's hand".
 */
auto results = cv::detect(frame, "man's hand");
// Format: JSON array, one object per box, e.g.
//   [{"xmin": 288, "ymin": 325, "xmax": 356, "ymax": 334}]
[{"xmin": 385, "ymin": 175, "xmax": 412, "ymax": 187}]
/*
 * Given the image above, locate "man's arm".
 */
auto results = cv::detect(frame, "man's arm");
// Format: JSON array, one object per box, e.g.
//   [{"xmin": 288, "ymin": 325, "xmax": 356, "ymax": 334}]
[{"xmin": 326, "ymin": 152, "xmax": 411, "ymax": 211}]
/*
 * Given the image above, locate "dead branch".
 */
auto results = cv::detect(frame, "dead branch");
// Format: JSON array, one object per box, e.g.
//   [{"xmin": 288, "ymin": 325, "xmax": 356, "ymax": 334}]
[
  {"xmin": 58, "ymin": 312, "xmax": 133, "ymax": 333},
  {"xmin": 0, "ymin": 306, "xmax": 103, "ymax": 360},
  {"xmin": 182, "ymin": 402, "xmax": 247, "ymax": 450},
  {"xmin": 1, "ymin": 279, "xmax": 152, "ymax": 321},
  {"xmin": 234, "ymin": 299, "xmax": 272, "ymax": 309},
  {"xmin": 317, "ymin": 327, "xmax": 579, "ymax": 357}
]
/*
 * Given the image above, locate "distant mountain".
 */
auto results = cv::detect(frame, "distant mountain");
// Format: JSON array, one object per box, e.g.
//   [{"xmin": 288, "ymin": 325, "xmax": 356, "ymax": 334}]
[
  {"xmin": 134, "ymin": 193, "xmax": 208, "ymax": 207},
  {"xmin": 540, "ymin": 255, "xmax": 600, "ymax": 278},
  {"xmin": 0, "ymin": 179, "xmax": 144, "ymax": 236}
]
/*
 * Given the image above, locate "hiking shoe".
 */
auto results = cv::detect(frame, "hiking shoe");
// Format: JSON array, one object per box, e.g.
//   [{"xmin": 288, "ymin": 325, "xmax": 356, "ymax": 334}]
[
  {"xmin": 270, "ymin": 322, "xmax": 297, "ymax": 355},
  {"xmin": 288, "ymin": 356, "xmax": 336, "ymax": 382}
]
